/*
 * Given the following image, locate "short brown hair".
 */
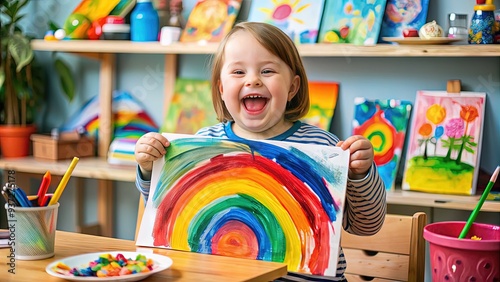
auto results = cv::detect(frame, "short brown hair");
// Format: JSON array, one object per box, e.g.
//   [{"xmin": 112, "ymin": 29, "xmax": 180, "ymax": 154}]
[{"xmin": 210, "ymin": 22, "xmax": 310, "ymax": 123}]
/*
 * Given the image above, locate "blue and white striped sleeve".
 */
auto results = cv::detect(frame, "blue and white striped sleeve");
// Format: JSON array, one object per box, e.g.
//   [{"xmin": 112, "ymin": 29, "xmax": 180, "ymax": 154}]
[
  {"xmin": 343, "ymin": 163, "xmax": 387, "ymax": 235},
  {"xmin": 135, "ymin": 165, "xmax": 151, "ymax": 204}
]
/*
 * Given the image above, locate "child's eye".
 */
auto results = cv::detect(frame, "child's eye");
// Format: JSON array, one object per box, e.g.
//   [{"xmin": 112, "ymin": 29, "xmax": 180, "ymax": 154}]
[
  {"xmin": 233, "ymin": 70, "xmax": 244, "ymax": 75},
  {"xmin": 262, "ymin": 69, "xmax": 274, "ymax": 74}
]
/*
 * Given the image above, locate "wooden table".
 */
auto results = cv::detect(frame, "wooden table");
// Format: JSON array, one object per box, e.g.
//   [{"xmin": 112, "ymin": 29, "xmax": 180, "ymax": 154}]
[{"xmin": 1, "ymin": 231, "xmax": 287, "ymax": 282}]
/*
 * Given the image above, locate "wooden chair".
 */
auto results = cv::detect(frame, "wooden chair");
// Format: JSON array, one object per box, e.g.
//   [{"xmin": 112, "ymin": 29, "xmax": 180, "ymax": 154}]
[{"xmin": 341, "ymin": 212, "xmax": 427, "ymax": 282}]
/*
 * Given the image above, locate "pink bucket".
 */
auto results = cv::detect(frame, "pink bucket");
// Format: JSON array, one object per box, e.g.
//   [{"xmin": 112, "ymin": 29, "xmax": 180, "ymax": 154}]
[{"xmin": 424, "ymin": 221, "xmax": 500, "ymax": 281}]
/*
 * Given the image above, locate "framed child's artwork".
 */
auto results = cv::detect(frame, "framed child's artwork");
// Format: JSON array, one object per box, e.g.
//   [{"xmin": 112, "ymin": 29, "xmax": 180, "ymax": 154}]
[
  {"xmin": 136, "ymin": 134, "xmax": 350, "ymax": 276},
  {"xmin": 302, "ymin": 81, "xmax": 339, "ymax": 130},
  {"xmin": 247, "ymin": 0, "xmax": 326, "ymax": 44},
  {"xmin": 378, "ymin": 0, "xmax": 430, "ymax": 42},
  {"xmin": 352, "ymin": 97, "xmax": 412, "ymax": 190},
  {"xmin": 161, "ymin": 78, "xmax": 217, "ymax": 134},
  {"xmin": 402, "ymin": 91, "xmax": 486, "ymax": 195},
  {"xmin": 180, "ymin": 0, "xmax": 242, "ymax": 43},
  {"xmin": 318, "ymin": 0, "xmax": 387, "ymax": 45}
]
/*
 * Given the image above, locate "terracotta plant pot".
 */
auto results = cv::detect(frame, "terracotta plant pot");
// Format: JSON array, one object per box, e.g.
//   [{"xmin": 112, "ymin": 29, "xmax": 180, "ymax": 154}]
[{"xmin": 0, "ymin": 125, "xmax": 37, "ymax": 158}]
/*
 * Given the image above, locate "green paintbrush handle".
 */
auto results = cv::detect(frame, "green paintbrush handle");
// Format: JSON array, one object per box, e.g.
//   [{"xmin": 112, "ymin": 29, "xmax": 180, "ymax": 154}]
[{"xmin": 459, "ymin": 166, "xmax": 499, "ymax": 239}]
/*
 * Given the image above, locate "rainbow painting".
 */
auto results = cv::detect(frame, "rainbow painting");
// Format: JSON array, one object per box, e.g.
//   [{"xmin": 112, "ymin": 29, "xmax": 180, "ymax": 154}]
[
  {"xmin": 247, "ymin": 0, "xmax": 326, "ymax": 44},
  {"xmin": 136, "ymin": 134, "xmax": 350, "ymax": 276},
  {"xmin": 302, "ymin": 81, "xmax": 339, "ymax": 130},
  {"xmin": 61, "ymin": 91, "xmax": 158, "ymax": 165},
  {"xmin": 402, "ymin": 91, "xmax": 486, "ymax": 195},
  {"xmin": 352, "ymin": 98, "xmax": 412, "ymax": 190}
]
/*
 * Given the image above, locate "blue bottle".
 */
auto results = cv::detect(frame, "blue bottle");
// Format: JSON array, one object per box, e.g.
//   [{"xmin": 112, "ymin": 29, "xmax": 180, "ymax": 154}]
[
  {"xmin": 469, "ymin": 0, "xmax": 496, "ymax": 44},
  {"xmin": 131, "ymin": 0, "xmax": 160, "ymax": 42}
]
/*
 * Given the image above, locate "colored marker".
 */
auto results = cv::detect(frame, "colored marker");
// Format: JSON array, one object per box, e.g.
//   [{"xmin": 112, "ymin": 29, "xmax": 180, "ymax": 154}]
[
  {"xmin": 49, "ymin": 157, "xmax": 79, "ymax": 205},
  {"xmin": 1, "ymin": 190, "xmax": 9, "ymax": 203},
  {"xmin": 37, "ymin": 171, "xmax": 51, "ymax": 206},
  {"xmin": 28, "ymin": 195, "xmax": 39, "ymax": 207},
  {"xmin": 13, "ymin": 187, "xmax": 32, "ymax": 207},
  {"xmin": 42, "ymin": 194, "xmax": 53, "ymax": 206}
]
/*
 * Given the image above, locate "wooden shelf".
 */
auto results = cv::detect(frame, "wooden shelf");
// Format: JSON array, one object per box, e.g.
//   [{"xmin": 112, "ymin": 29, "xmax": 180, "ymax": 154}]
[
  {"xmin": 32, "ymin": 40, "xmax": 500, "ymax": 57},
  {"xmin": 386, "ymin": 189, "xmax": 500, "ymax": 212},
  {"xmin": 0, "ymin": 157, "xmax": 135, "ymax": 182}
]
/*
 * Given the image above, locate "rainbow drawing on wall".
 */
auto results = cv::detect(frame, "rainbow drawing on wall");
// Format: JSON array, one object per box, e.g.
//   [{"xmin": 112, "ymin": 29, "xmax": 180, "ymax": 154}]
[
  {"xmin": 247, "ymin": 0, "xmax": 326, "ymax": 44},
  {"xmin": 180, "ymin": 0, "xmax": 242, "ymax": 43},
  {"xmin": 136, "ymin": 134, "xmax": 350, "ymax": 276},
  {"xmin": 302, "ymin": 82, "xmax": 339, "ymax": 130},
  {"xmin": 402, "ymin": 91, "xmax": 486, "ymax": 195},
  {"xmin": 161, "ymin": 78, "xmax": 217, "ymax": 134},
  {"xmin": 352, "ymin": 98, "xmax": 412, "ymax": 190},
  {"xmin": 62, "ymin": 91, "xmax": 158, "ymax": 140},
  {"xmin": 318, "ymin": 0, "xmax": 387, "ymax": 45},
  {"xmin": 61, "ymin": 91, "xmax": 158, "ymax": 165}
]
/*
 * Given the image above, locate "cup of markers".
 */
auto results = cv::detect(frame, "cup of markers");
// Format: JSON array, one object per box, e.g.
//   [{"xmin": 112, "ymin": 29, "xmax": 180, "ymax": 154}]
[{"xmin": 2, "ymin": 157, "xmax": 79, "ymax": 260}]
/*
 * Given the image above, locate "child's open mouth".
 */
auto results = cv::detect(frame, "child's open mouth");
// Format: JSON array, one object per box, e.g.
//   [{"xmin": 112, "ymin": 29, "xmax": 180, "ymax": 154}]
[{"xmin": 243, "ymin": 95, "xmax": 268, "ymax": 113}]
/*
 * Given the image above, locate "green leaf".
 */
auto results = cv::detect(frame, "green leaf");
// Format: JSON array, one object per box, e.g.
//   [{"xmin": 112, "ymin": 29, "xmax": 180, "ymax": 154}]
[
  {"xmin": 0, "ymin": 67, "xmax": 5, "ymax": 90},
  {"xmin": 48, "ymin": 20, "xmax": 61, "ymax": 31},
  {"xmin": 54, "ymin": 58, "xmax": 75, "ymax": 101},
  {"xmin": 464, "ymin": 146, "xmax": 475, "ymax": 154},
  {"xmin": 8, "ymin": 32, "xmax": 33, "ymax": 72}
]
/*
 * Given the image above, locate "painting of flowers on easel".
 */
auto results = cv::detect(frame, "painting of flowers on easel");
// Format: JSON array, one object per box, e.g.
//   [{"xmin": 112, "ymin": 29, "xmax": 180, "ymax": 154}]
[{"xmin": 402, "ymin": 91, "xmax": 486, "ymax": 195}]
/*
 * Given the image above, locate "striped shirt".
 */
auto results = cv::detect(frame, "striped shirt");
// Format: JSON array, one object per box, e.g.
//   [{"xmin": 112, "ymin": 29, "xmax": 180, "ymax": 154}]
[{"xmin": 136, "ymin": 121, "xmax": 387, "ymax": 281}]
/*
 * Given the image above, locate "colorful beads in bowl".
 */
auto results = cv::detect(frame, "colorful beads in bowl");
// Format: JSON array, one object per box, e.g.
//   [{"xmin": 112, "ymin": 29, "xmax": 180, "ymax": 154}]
[{"xmin": 52, "ymin": 253, "xmax": 155, "ymax": 277}]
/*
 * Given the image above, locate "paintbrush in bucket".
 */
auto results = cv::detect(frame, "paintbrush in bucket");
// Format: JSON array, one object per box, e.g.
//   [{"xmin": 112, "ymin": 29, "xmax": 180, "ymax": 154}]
[{"xmin": 459, "ymin": 165, "xmax": 500, "ymax": 239}]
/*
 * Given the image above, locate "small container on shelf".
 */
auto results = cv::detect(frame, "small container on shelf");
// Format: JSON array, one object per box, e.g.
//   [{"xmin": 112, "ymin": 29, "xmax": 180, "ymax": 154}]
[
  {"xmin": 130, "ymin": 0, "xmax": 160, "ymax": 42},
  {"xmin": 469, "ymin": 0, "xmax": 496, "ymax": 44},
  {"xmin": 102, "ymin": 23, "xmax": 131, "ymax": 40},
  {"xmin": 495, "ymin": 9, "xmax": 500, "ymax": 43},
  {"xmin": 31, "ymin": 131, "xmax": 95, "ymax": 161},
  {"xmin": 447, "ymin": 13, "xmax": 468, "ymax": 43}
]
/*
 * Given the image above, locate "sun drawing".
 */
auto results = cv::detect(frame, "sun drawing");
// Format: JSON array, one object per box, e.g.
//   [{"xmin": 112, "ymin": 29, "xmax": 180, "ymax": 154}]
[{"xmin": 258, "ymin": 0, "xmax": 310, "ymax": 24}]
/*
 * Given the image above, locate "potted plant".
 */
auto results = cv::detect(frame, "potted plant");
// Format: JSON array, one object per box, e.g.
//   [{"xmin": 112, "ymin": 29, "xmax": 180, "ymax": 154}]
[{"xmin": 0, "ymin": 0, "xmax": 74, "ymax": 158}]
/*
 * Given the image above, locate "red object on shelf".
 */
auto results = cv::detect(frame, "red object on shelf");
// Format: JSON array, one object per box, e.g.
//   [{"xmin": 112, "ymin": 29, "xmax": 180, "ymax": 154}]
[
  {"xmin": 403, "ymin": 28, "xmax": 419, "ymax": 37},
  {"xmin": 87, "ymin": 16, "xmax": 125, "ymax": 40},
  {"xmin": 105, "ymin": 16, "xmax": 125, "ymax": 24}
]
